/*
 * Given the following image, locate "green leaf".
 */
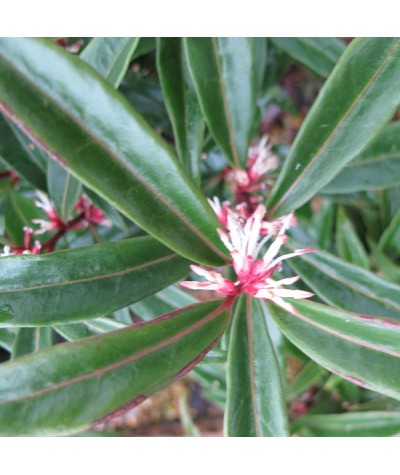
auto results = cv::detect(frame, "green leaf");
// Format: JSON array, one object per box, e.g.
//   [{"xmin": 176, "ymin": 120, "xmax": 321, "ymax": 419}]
[
  {"xmin": 286, "ymin": 240, "xmax": 400, "ymax": 319},
  {"xmin": 225, "ymin": 295, "xmax": 288, "ymax": 436},
  {"xmin": 131, "ymin": 38, "xmax": 156, "ymax": 60},
  {"xmin": 5, "ymin": 190, "xmax": 47, "ymax": 246},
  {"xmin": 0, "ymin": 328, "xmax": 16, "ymax": 352},
  {"xmin": 336, "ymin": 207, "xmax": 369, "ymax": 269},
  {"xmin": 311, "ymin": 199, "xmax": 335, "ymax": 250},
  {"xmin": 184, "ymin": 37, "xmax": 256, "ymax": 168},
  {"xmin": 269, "ymin": 299, "xmax": 400, "ymax": 400},
  {"xmin": 379, "ymin": 209, "xmax": 400, "ymax": 257},
  {"xmin": 294, "ymin": 412, "xmax": 400, "ymax": 437},
  {"xmin": 323, "ymin": 122, "xmax": 400, "ymax": 193},
  {"xmin": 81, "ymin": 37, "xmax": 139, "ymax": 88},
  {"xmin": 131, "ymin": 284, "xmax": 198, "ymax": 321},
  {"xmin": 287, "ymin": 360, "xmax": 328, "ymax": 400},
  {"xmin": 157, "ymin": 38, "xmax": 204, "ymax": 182},
  {"xmin": 270, "ymin": 37, "xmax": 345, "ymax": 78},
  {"xmin": 0, "ymin": 299, "xmax": 230, "ymax": 435},
  {"xmin": 0, "ymin": 236, "xmax": 189, "ymax": 326},
  {"xmin": 47, "ymin": 159, "xmax": 82, "ymax": 223},
  {"xmin": 268, "ymin": 38, "xmax": 400, "ymax": 217},
  {"xmin": 0, "ymin": 37, "xmax": 228, "ymax": 266},
  {"xmin": 12, "ymin": 327, "xmax": 52, "ymax": 359},
  {"xmin": 0, "ymin": 115, "xmax": 47, "ymax": 190},
  {"xmin": 54, "ymin": 317, "xmax": 125, "ymax": 341}
]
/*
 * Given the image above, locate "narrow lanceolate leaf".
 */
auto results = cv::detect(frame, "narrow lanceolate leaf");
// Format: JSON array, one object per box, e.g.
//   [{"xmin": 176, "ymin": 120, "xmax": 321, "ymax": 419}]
[
  {"xmin": 47, "ymin": 159, "xmax": 81, "ymax": 222},
  {"xmin": 0, "ymin": 37, "xmax": 229, "ymax": 266},
  {"xmin": 0, "ymin": 300, "xmax": 231, "ymax": 435},
  {"xmin": 270, "ymin": 37, "xmax": 346, "ymax": 78},
  {"xmin": 293, "ymin": 412, "xmax": 400, "ymax": 437},
  {"xmin": 157, "ymin": 38, "xmax": 204, "ymax": 182},
  {"xmin": 379, "ymin": 209, "xmax": 400, "ymax": 257},
  {"xmin": 184, "ymin": 37, "xmax": 256, "ymax": 168},
  {"xmin": 225, "ymin": 296, "xmax": 288, "ymax": 437},
  {"xmin": 12, "ymin": 327, "xmax": 52, "ymax": 359},
  {"xmin": 269, "ymin": 299, "xmax": 400, "ymax": 400},
  {"xmin": 0, "ymin": 114, "xmax": 46, "ymax": 190},
  {"xmin": 323, "ymin": 122, "xmax": 400, "ymax": 193},
  {"xmin": 287, "ymin": 360, "xmax": 328, "ymax": 400},
  {"xmin": 131, "ymin": 284, "xmax": 198, "ymax": 321},
  {"xmin": 268, "ymin": 38, "xmax": 400, "ymax": 217},
  {"xmin": 0, "ymin": 236, "xmax": 189, "ymax": 326},
  {"xmin": 336, "ymin": 207, "xmax": 369, "ymax": 269},
  {"xmin": 80, "ymin": 37, "xmax": 139, "ymax": 88},
  {"xmin": 286, "ymin": 240, "xmax": 400, "ymax": 319}
]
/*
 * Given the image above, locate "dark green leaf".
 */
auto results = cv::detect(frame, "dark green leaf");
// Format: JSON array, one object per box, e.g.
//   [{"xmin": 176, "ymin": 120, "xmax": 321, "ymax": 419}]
[
  {"xmin": 324, "ymin": 122, "xmax": 400, "ymax": 193},
  {"xmin": 0, "ymin": 114, "xmax": 46, "ymax": 190},
  {"xmin": 336, "ymin": 207, "xmax": 369, "ymax": 269},
  {"xmin": 268, "ymin": 38, "xmax": 400, "ymax": 217},
  {"xmin": 269, "ymin": 299, "xmax": 400, "ymax": 400},
  {"xmin": 0, "ymin": 299, "xmax": 230, "ymax": 435},
  {"xmin": 270, "ymin": 37, "xmax": 346, "ymax": 78},
  {"xmin": 294, "ymin": 412, "xmax": 400, "ymax": 437},
  {"xmin": 47, "ymin": 159, "xmax": 82, "ymax": 223},
  {"xmin": 12, "ymin": 327, "xmax": 52, "ymax": 359},
  {"xmin": 185, "ymin": 37, "xmax": 256, "ymax": 168},
  {"xmin": 286, "ymin": 240, "xmax": 400, "ymax": 319},
  {"xmin": 287, "ymin": 360, "xmax": 328, "ymax": 400},
  {"xmin": 157, "ymin": 38, "xmax": 204, "ymax": 182},
  {"xmin": 0, "ymin": 37, "xmax": 228, "ymax": 266},
  {"xmin": 5, "ymin": 190, "xmax": 47, "ymax": 245},
  {"xmin": 81, "ymin": 37, "xmax": 139, "ymax": 88},
  {"xmin": 0, "ymin": 236, "xmax": 189, "ymax": 326},
  {"xmin": 0, "ymin": 328, "xmax": 16, "ymax": 352},
  {"xmin": 379, "ymin": 209, "xmax": 400, "ymax": 257},
  {"xmin": 225, "ymin": 295, "xmax": 288, "ymax": 436},
  {"xmin": 131, "ymin": 284, "xmax": 198, "ymax": 321}
]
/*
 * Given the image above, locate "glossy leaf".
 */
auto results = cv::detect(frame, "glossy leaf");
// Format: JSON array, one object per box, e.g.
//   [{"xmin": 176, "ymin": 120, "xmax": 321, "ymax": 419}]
[
  {"xmin": 0, "ymin": 236, "xmax": 189, "ymax": 326},
  {"xmin": 286, "ymin": 240, "xmax": 400, "ymax": 319},
  {"xmin": 0, "ymin": 114, "xmax": 46, "ymax": 190},
  {"xmin": 47, "ymin": 159, "xmax": 82, "ymax": 223},
  {"xmin": 294, "ymin": 412, "xmax": 400, "ymax": 437},
  {"xmin": 270, "ymin": 37, "xmax": 345, "ymax": 78},
  {"xmin": 225, "ymin": 295, "xmax": 288, "ymax": 437},
  {"xmin": 268, "ymin": 38, "xmax": 400, "ymax": 217},
  {"xmin": 269, "ymin": 299, "xmax": 400, "ymax": 400},
  {"xmin": 336, "ymin": 207, "xmax": 369, "ymax": 269},
  {"xmin": 81, "ymin": 37, "xmax": 139, "ymax": 88},
  {"xmin": 157, "ymin": 38, "xmax": 204, "ymax": 182},
  {"xmin": 0, "ymin": 37, "xmax": 228, "ymax": 266},
  {"xmin": 12, "ymin": 327, "xmax": 52, "ymax": 359},
  {"xmin": 324, "ymin": 122, "xmax": 400, "ymax": 193},
  {"xmin": 185, "ymin": 37, "xmax": 256, "ymax": 168},
  {"xmin": 0, "ymin": 299, "xmax": 230, "ymax": 435}
]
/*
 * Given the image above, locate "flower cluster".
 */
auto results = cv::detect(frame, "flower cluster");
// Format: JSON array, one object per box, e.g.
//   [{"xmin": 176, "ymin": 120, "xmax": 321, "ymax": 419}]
[
  {"xmin": 0, "ymin": 226, "xmax": 41, "ymax": 257},
  {"xmin": 181, "ymin": 202, "xmax": 314, "ymax": 315},
  {"xmin": 223, "ymin": 136, "xmax": 278, "ymax": 217},
  {"xmin": 32, "ymin": 191, "xmax": 110, "ymax": 236},
  {"xmin": 1, "ymin": 192, "xmax": 111, "ymax": 257}
]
